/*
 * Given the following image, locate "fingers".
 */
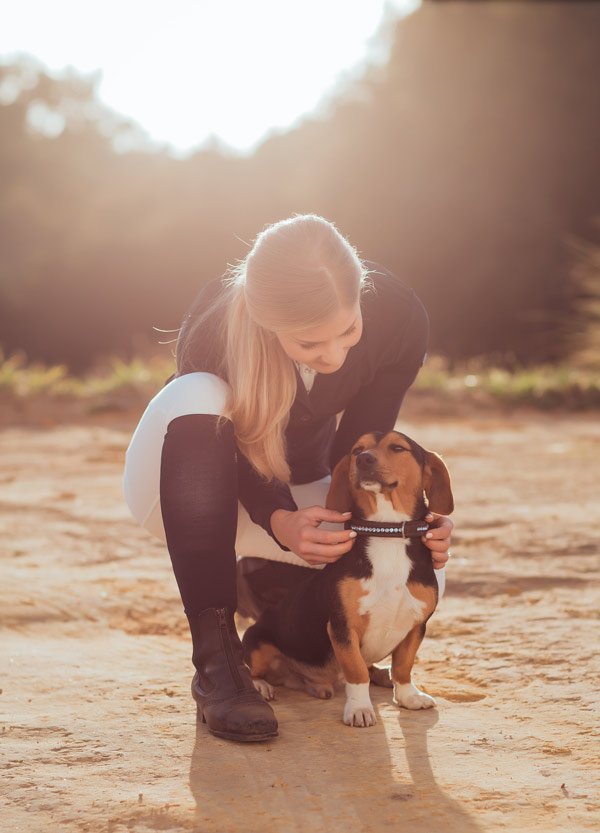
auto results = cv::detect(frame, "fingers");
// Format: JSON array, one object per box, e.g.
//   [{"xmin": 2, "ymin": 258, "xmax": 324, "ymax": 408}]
[
  {"xmin": 293, "ymin": 508, "xmax": 357, "ymax": 565},
  {"xmin": 422, "ymin": 535, "xmax": 451, "ymax": 554},
  {"xmin": 307, "ymin": 506, "xmax": 353, "ymax": 523},
  {"xmin": 297, "ymin": 534, "xmax": 356, "ymax": 565},
  {"xmin": 313, "ymin": 528, "xmax": 358, "ymax": 545},
  {"xmin": 432, "ymin": 551, "xmax": 450, "ymax": 569},
  {"xmin": 422, "ymin": 512, "xmax": 453, "ymax": 569},
  {"xmin": 424, "ymin": 512, "xmax": 454, "ymax": 534},
  {"xmin": 421, "ymin": 513, "xmax": 452, "ymax": 552}
]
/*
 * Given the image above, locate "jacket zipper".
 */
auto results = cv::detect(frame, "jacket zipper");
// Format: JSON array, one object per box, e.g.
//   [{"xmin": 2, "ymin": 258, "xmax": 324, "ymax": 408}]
[{"xmin": 216, "ymin": 607, "xmax": 244, "ymax": 690}]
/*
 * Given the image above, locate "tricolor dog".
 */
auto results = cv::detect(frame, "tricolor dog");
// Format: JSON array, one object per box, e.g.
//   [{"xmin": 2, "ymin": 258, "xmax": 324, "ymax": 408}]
[{"xmin": 242, "ymin": 429, "xmax": 454, "ymax": 727}]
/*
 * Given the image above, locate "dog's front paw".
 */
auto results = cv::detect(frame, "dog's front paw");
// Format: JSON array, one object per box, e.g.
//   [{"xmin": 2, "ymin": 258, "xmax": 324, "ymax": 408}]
[
  {"xmin": 393, "ymin": 682, "xmax": 435, "ymax": 710},
  {"xmin": 252, "ymin": 678, "xmax": 275, "ymax": 700},
  {"xmin": 343, "ymin": 682, "xmax": 377, "ymax": 727},
  {"xmin": 343, "ymin": 701, "xmax": 377, "ymax": 727}
]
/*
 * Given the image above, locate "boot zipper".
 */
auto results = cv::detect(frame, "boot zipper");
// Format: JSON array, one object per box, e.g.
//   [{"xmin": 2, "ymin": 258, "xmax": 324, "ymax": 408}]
[{"xmin": 216, "ymin": 607, "xmax": 244, "ymax": 690}]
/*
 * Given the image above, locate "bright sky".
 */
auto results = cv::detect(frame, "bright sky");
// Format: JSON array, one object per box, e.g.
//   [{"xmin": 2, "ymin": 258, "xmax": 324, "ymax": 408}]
[{"xmin": 0, "ymin": 0, "xmax": 420, "ymax": 156}]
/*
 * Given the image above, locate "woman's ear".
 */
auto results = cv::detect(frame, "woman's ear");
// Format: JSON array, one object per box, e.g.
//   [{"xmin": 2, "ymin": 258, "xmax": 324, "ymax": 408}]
[
  {"xmin": 423, "ymin": 451, "xmax": 454, "ymax": 515},
  {"xmin": 326, "ymin": 454, "xmax": 353, "ymax": 513}
]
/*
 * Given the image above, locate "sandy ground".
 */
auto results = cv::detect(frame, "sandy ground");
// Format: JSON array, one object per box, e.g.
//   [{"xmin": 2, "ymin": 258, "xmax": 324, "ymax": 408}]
[{"xmin": 1, "ymin": 393, "xmax": 599, "ymax": 833}]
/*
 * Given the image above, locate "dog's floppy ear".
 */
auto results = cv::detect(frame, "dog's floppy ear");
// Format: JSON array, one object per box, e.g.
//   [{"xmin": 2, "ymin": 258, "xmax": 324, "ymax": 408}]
[
  {"xmin": 423, "ymin": 451, "xmax": 454, "ymax": 515},
  {"xmin": 326, "ymin": 454, "xmax": 353, "ymax": 513}
]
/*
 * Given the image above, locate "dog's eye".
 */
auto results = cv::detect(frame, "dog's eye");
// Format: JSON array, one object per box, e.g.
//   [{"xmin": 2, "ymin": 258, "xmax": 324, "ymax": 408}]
[
  {"xmin": 351, "ymin": 447, "xmax": 364, "ymax": 456},
  {"xmin": 390, "ymin": 445, "xmax": 407, "ymax": 453}
]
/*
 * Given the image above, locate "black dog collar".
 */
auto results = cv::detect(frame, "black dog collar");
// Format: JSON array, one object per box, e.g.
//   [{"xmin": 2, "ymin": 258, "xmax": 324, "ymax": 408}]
[{"xmin": 344, "ymin": 517, "xmax": 430, "ymax": 538}]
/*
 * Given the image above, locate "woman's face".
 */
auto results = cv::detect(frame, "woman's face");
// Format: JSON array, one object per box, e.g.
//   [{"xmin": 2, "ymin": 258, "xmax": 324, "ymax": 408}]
[{"xmin": 274, "ymin": 301, "xmax": 363, "ymax": 373}]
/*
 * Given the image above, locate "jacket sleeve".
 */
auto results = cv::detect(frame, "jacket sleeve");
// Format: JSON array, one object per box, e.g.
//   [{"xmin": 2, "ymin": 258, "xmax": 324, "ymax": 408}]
[
  {"xmin": 236, "ymin": 450, "xmax": 299, "ymax": 551},
  {"xmin": 329, "ymin": 293, "xmax": 429, "ymax": 470}
]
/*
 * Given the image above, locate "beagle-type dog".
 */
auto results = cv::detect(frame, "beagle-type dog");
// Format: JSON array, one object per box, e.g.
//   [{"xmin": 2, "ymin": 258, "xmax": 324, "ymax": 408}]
[{"xmin": 242, "ymin": 429, "xmax": 454, "ymax": 727}]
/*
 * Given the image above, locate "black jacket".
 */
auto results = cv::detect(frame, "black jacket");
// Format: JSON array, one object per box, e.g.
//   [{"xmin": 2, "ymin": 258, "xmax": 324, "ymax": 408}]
[{"xmin": 162, "ymin": 261, "xmax": 429, "ymax": 550}]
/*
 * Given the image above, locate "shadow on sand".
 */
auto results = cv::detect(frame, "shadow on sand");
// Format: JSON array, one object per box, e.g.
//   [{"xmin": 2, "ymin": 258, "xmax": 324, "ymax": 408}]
[{"xmin": 188, "ymin": 688, "xmax": 482, "ymax": 832}]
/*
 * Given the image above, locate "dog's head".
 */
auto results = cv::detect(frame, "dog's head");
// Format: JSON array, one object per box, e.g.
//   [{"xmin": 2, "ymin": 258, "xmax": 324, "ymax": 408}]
[{"xmin": 326, "ymin": 430, "xmax": 454, "ymax": 518}]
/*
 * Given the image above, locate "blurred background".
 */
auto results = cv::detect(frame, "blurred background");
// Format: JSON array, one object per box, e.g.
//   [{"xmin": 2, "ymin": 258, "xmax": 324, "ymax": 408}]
[{"xmin": 1, "ymin": 0, "xmax": 599, "ymax": 391}]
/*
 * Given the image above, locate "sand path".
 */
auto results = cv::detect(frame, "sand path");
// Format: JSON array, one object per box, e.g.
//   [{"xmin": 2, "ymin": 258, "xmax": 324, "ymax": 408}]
[{"xmin": 1, "ymin": 402, "xmax": 598, "ymax": 832}]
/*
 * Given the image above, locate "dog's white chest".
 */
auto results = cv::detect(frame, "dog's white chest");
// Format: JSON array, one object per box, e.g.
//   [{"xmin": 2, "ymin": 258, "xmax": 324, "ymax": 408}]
[{"xmin": 358, "ymin": 538, "xmax": 425, "ymax": 665}]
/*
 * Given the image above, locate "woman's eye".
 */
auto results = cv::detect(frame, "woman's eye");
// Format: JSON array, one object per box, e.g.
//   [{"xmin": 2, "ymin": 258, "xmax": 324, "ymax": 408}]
[{"xmin": 300, "ymin": 326, "xmax": 357, "ymax": 350}]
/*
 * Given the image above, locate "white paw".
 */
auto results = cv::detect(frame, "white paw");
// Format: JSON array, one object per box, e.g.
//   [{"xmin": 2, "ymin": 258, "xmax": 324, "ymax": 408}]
[
  {"xmin": 343, "ymin": 681, "xmax": 377, "ymax": 727},
  {"xmin": 393, "ymin": 682, "xmax": 436, "ymax": 710},
  {"xmin": 252, "ymin": 678, "xmax": 275, "ymax": 700},
  {"xmin": 343, "ymin": 702, "xmax": 377, "ymax": 727}
]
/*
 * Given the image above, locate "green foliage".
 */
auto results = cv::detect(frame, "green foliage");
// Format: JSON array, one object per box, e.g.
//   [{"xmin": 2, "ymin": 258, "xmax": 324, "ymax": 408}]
[
  {"xmin": 0, "ymin": 347, "xmax": 174, "ymax": 398},
  {"xmin": 1, "ymin": 349, "xmax": 598, "ymax": 411},
  {"xmin": 0, "ymin": 349, "xmax": 69, "ymax": 395},
  {"xmin": 415, "ymin": 356, "xmax": 600, "ymax": 409}
]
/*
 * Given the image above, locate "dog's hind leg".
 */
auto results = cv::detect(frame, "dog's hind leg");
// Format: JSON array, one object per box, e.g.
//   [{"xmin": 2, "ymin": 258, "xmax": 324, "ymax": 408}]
[
  {"xmin": 241, "ymin": 623, "xmax": 281, "ymax": 700},
  {"xmin": 391, "ymin": 623, "xmax": 435, "ymax": 709},
  {"xmin": 368, "ymin": 664, "xmax": 394, "ymax": 688}
]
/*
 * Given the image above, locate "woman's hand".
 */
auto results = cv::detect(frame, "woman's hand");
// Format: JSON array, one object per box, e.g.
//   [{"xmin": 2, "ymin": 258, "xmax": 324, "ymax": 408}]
[
  {"xmin": 421, "ymin": 511, "xmax": 454, "ymax": 570},
  {"xmin": 270, "ymin": 507, "xmax": 357, "ymax": 566}
]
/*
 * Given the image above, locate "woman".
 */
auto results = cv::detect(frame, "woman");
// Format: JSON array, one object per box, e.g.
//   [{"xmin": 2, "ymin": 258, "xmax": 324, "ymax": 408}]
[{"xmin": 123, "ymin": 213, "xmax": 453, "ymax": 743}]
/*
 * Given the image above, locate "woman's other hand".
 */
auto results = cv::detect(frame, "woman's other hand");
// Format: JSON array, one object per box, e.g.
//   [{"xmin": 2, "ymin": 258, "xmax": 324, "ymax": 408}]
[
  {"xmin": 270, "ymin": 507, "xmax": 356, "ymax": 566},
  {"xmin": 421, "ymin": 511, "xmax": 454, "ymax": 570}
]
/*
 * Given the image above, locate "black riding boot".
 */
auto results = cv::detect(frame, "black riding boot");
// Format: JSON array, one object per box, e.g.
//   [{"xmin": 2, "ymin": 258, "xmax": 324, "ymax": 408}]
[{"xmin": 187, "ymin": 605, "xmax": 278, "ymax": 742}]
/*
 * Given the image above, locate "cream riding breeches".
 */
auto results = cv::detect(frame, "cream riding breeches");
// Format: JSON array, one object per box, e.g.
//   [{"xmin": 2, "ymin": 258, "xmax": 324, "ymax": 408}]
[{"xmin": 122, "ymin": 371, "xmax": 446, "ymax": 596}]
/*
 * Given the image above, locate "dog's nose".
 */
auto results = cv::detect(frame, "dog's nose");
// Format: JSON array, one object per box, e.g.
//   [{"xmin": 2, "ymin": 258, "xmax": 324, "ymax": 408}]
[{"xmin": 356, "ymin": 451, "xmax": 377, "ymax": 469}]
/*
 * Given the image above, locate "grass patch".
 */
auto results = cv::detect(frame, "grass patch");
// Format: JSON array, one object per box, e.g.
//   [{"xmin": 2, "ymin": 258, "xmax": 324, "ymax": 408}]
[
  {"xmin": 415, "ymin": 355, "xmax": 600, "ymax": 409},
  {"xmin": 1, "ymin": 348, "xmax": 599, "ymax": 410},
  {"xmin": 0, "ymin": 349, "xmax": 174, "ymax": 398}
]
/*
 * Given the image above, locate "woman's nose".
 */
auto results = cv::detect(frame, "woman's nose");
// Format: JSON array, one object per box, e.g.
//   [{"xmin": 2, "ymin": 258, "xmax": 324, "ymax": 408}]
[{"xmin": 320, "ymin": 347, "xmax": 347, "ymax": 367}]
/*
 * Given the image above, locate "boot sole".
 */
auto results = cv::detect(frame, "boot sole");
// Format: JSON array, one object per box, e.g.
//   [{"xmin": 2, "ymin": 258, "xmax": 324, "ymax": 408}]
[{"xmin": 196, "ymin": 704, "xmax": 279, "ymax": 742}]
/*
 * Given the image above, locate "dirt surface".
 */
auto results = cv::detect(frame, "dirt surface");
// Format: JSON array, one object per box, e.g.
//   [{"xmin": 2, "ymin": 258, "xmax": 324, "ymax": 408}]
[{"xmin": 1, "ymin": 395, "xmax": 599, "ymax": 832}]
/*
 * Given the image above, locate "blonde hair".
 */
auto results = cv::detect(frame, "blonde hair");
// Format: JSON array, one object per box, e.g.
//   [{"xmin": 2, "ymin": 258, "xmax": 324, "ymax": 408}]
[{"xmin": 176, "ymin": 213, "xmax": 374, "ymax": 484}]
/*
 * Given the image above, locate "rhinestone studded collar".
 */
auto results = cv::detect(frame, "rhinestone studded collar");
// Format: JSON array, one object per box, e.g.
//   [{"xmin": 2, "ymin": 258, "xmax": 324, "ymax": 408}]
[{"xmin": 344, "ymin": 517, "xmax": 430, "ymax": 538}]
